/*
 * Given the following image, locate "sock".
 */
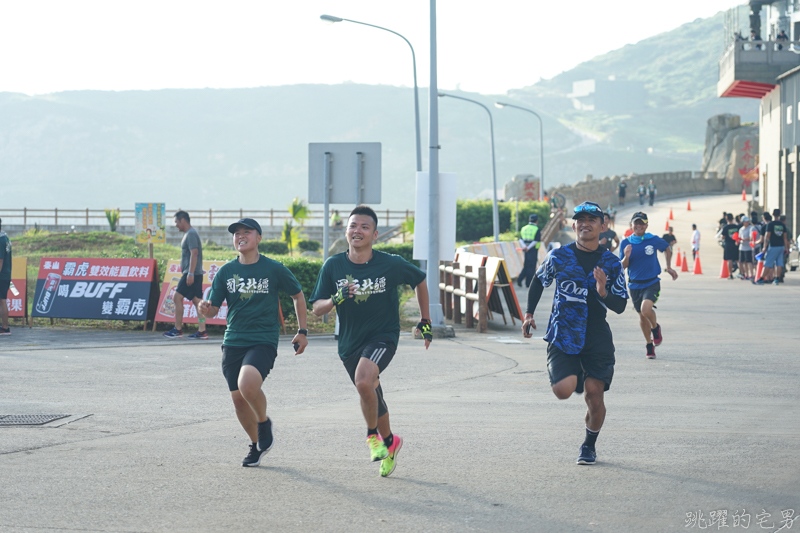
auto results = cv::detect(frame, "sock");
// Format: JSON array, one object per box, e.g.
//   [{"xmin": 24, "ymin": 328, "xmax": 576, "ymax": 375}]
[
  {"xmin": 383, "ymin": 434, "xmax": 394, "ymax": 448},
  {"xmin": 367, "ymin": 427, "xmax": 379, "ymax": 438},
  {"xmin": 583, "ymin": 427, "xmax": 600, "ymax": 448}
]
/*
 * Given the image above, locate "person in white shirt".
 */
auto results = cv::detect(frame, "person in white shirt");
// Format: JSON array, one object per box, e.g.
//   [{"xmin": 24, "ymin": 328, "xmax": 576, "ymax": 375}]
[{"xmin": 691, "ymin": 224, "xmax": 701, "ymax": 260}]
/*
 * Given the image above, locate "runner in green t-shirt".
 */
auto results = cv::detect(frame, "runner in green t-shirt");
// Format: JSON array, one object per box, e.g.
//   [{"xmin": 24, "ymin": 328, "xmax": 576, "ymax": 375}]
[
  {"xmin": 310, "ymin": 205, "xmax": 432, "ymax": 477},
  {"xmin": 199, "ymin": 218, "xmax": 309, "ymax": 467}
]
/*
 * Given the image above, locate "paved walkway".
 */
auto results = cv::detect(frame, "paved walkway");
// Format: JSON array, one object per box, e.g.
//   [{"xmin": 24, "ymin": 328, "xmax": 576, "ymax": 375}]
[{"xmin": 1, "ymin": 194, "xmax": 798, "ymax": 532}]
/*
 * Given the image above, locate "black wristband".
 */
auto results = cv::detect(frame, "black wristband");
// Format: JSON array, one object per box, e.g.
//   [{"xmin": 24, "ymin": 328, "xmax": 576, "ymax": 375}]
[{"xmin": 297, "ymin": 329, "xmax": 308, "ymax": 336}]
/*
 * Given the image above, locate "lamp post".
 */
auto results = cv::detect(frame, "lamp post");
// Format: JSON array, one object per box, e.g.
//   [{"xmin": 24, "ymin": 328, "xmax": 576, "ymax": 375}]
[
  {"xmin": 495, "ymin": 101, "xmax": 544, "ymax": 201},
  {"xmin": 438, "ymin": 92, "xmax": 500, "ymax": 243},
  {"xmin": 320, "ymin": 14, "xmax": 422, "ymax": 173}
]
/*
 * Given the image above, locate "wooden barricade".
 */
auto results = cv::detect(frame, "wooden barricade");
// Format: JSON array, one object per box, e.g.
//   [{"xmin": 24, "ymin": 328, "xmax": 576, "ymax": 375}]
[{"xmin": 438, "ymin": 260, "xmax": 488, "ymax": 333}]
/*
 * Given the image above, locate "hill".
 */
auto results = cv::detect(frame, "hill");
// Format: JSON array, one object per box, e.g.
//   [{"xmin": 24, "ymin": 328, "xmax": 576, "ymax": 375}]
[{"xmin": 0, "ymin": 10, "xmax": 760, "ymax": 210}]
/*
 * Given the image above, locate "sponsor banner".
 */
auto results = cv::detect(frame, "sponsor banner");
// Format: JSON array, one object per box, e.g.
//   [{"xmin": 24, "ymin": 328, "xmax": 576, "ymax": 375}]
[
  {"xmin": 6, "ymin": 257, "xmax": 28, "ymax": 318},
  {"xmin": 135, "ymin": 203, "xmax": 166, "ymax": 244},
  {"xmin": 31, "ymin": 258, "xmax": 157, "ymax": 320},
  {"xmin": 154, "ymin": 260, "xmax": 229, "ymax": 325}
]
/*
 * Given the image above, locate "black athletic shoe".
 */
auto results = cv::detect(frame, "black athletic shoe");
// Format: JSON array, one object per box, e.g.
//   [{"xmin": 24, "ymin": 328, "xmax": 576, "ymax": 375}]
[
  {"xmin": 652, "ymin": 324, "xmax": 663, "ymax": 346},
  {"xmin": 257, "ymin": 418, "xmax": 274, "ymax": 453},
  {"xmin": 577, "ymin": 445, "xmax": 597, "ymax": 465},
  {"xmin": 242, "ymin": 443, "xmax": 268, "ymax": 467},
  {"xmin": 646, "ymin": 343, "xmax": 656, "ymax": 359}
]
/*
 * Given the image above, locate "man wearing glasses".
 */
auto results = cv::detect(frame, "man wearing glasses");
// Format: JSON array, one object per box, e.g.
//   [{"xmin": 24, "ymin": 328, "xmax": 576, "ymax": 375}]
[
  {"xmin": 619, "ymin": 212, "xmax": 677, "ymax": 359},
  {"xmin": 522, "ymin": 202, "xmax": 628, "ymax": 466}
]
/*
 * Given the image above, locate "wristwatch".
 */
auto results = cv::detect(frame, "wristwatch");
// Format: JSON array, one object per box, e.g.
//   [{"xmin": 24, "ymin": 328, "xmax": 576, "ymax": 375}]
[{"xmin": 297, "ymin": 328, "xmax": 308, "ymax": 336}]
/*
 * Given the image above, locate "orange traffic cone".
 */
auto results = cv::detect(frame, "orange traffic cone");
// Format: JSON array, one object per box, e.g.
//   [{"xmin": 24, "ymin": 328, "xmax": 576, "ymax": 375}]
[
  {"xmin": 675, "ymin": 249, "xmax": 682, "ymax": 267},
  {"xmin": 742, "ymin": 188, "xmax": 747, "ymax": 201},
  {"xmin": 669, "ymin": 207, "xmax": 674, "ymax": 220},
  {"xmin": 687, "ymin": 199, "xmax": 692, "ymax": 211},
  {"xmin": 755, "ymin": 258, "xmax": 764, "ymax": 282},
  {"xmin": 681, "ymin": 252, "xmax": 689, "ymax": 272},
  {"xmin": 665, "ymin": 219, "xmax": 670, "ymax": 231},
  {"xmin": 719, "ymin": 260, "xmax": 730, "ymax": 279},
  {"xmin": 693, "ymin": 254, "xmax": 703, "ymax": 275}
]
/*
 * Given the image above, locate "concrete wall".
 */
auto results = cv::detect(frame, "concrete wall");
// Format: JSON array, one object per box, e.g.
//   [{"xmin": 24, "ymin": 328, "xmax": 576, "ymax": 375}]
[
  {"xmin": 760, "ymin": 86, "xmax": 782, "ymax": 213},
  {"xmin": 550, "ymin": 171, "xmax": 723, "ymax": 213}
]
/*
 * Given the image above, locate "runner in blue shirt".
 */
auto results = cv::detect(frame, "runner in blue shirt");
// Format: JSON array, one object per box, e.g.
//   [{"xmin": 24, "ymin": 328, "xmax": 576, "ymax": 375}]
[
  {"xmin": 522, "ymin": 201, "xmax": 628, "ymax": 466},
  {"xmin": 619, "ymin": 212, "xmax": 678, "ymax": 359}
]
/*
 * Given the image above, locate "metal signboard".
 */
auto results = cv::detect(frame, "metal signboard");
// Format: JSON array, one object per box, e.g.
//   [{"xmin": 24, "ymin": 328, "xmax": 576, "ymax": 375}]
[{"xmin": 308, "ymin": 142, "xmax": 382, "ymax": 205}]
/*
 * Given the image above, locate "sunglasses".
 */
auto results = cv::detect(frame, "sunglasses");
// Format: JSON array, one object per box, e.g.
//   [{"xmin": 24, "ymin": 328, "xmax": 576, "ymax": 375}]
[{"xmin": 573, "ymin": 204, "xmax": 603, "ymax": 215}]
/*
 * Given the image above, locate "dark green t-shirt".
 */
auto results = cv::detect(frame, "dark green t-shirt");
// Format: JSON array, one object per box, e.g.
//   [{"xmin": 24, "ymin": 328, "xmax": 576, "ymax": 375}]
[
  {"xmin": 0, "ymin": 232, "xmax": 11, "ymax": 281},
  {"xmin": 309, "ymin": 250, "xmax": 426, "ymax": 359},
  {"xmin": 209, "ymin": 255, "xmax": 302, "ymax": 347}
]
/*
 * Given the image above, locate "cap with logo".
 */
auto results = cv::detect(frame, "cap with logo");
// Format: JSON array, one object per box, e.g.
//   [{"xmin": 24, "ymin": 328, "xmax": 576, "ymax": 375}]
[
  {"xmin": 631, "ymin": 212, "xmax": 648, "ymax": 224},
  {"xmin": 529, "ymin": 214, "xmax": 539, "ymax": 223},
  {"xmin": 571, "ymin": 201, "xmax": 604, "ymax": 220},
  {"xmin": 228, "ymin": 218, "xmax": 263, "ymax": 235}
]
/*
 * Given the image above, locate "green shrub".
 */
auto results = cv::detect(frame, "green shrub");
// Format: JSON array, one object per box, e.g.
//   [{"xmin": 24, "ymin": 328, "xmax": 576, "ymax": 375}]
[
  {"xmin": 455, "ymin": 199, "xmax": 550, "ymax": 242},
  {"xmin": 298, "ymin": 239, "xmax": 321, "ymax": 252},
  {"xmin": 510, "ymin": 201, "xmax": 550, "ymax": 233},
  {"xmin": 272, "ymin": 256, "xmax": 323, "ymax": 318},
  {"xmin": 478, "ymin": 231, "xmax": 519, "ymax": 243},
  {"xmin": 374, "ymin": 242, "xmax": 419, "ymax": 267},
  {"xmin": 258, "ymin": 240, "xmax": 289, "ymax": 255}
]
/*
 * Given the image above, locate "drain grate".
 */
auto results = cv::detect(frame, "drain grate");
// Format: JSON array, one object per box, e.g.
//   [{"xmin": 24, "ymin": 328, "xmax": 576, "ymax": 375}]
[{"xmin": 0, "ymin": 414, "xmax": 70, "ymax": 426}]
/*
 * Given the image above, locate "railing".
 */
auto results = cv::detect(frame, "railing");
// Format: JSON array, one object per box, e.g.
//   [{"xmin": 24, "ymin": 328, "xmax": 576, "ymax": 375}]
[
  {"xmin": 438, "ymin": 261, "xmax": 488, "ymax": 333},
  {"xmin": 0, "ymin": 208, "xmax": 414, "ymax": 227},
  {"xmin": 720, "ymin": 39, "xmax": 800, "ymax": 78}
]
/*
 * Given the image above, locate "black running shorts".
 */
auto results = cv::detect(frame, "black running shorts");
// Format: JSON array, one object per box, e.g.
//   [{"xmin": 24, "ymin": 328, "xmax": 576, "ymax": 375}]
[
  {"xmin": 723, "ymin": 244, "xmax": 739, "ymax": 261},
  {"xmin": 629, "ymin": 281, "xmax": 660, "ymax": 313},
  {"xmin": 176, "ymin": 272, "xmax": 204, "ymax": 301},
  {"xmin": 0, "ymin": 279, "xmax": 9, "ymax": 298},
  {"xmin": 547, "ymin": 343, "xmax": 614, "ymax": 392},
  {"xmin": 342, "ymin": 337, "xmax": 397, "ymax": 418},
  {"xmin": 221, "ymin": 344, "xmax": 277, "ymax": 392},
  {"xmin": 739, "ymin": 250, "xmax": 753, "ymax": 264}
]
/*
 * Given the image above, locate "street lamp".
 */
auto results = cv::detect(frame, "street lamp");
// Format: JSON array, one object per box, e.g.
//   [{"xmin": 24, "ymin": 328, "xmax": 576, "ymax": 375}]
[
  {"xmin": 495, "ymin": 101, "xmax": 544, "ymax": 201},
  {"xmin": 320, "ymin": 14, "xmax": 422, "ymax": 173},
  {"xmin": 438, "ymin": 92, "xmax": 500, "ymax": 243}
]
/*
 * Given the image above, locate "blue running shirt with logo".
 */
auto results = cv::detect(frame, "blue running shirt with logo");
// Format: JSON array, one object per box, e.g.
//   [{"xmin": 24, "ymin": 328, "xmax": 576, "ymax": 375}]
[
  {"xmin": 310, "ymin": 250, "xmax": 426, "ymax": 359},
  {"xmin": 618, "ymin": 234, "xmax": 669, "ymax": 290},
  {"xmin": 535, "ymin": 245, "xmax": 628, "ymax": 354},
  {"xmin": 209, "ymin": 255, "xmax": 302, "ymax": 347}
]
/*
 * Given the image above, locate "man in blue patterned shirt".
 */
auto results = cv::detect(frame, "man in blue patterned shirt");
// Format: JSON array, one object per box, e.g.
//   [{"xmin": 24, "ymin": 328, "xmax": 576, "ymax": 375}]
[{"xmin": 522, "ymin": 202, "xmax": 628, "ymax": 466}]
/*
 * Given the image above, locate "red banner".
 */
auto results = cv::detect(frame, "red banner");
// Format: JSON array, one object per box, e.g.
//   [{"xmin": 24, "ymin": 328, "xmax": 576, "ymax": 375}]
[
  {"xmin": 31, "ymin": 258, "xmax": 158, "ymax": 320},
  {"xmin": 154, "ymin": 260, "xmax": 229, "ymax": 326}
]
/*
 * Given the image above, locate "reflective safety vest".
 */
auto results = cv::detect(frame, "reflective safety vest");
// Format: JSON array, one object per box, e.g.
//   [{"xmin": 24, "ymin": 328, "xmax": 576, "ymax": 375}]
[{"xmin": 521, "ymin": 224, "xmax": 540, "ymax": 248}]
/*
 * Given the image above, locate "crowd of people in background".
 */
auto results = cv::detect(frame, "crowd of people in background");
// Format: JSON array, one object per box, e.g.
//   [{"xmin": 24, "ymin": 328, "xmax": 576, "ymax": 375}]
[{"xmin": 715, "ymin": 208, "xmax": 793, "ymax": 285}]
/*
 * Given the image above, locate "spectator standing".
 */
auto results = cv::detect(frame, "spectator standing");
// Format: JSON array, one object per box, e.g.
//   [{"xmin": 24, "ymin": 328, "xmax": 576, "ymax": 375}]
[
  {"xmin": 750, "ymin": 211, "xmax": 763, "ymax": 256},
  {"xmin": 716, "ymin": 213, "xmax": 740, "ymax": 280},
  {"xmin": 164, "ymin": 211, "xmax": 207, "ymax": 339},
  {"xmin": 637, "ymin": 182, "xmax": 646, "ymax": 205},
  {"xmin": 662, "ymin": 226, "xmax": 677, "ymax": 252},
  {"xmin": 517, "ymin": 214, "xmax": 542, "ymax": 287},
  {"xmin": 599, "ymin": 213, "xmax": 620, "ymax": 253},
  {"xmin": 756, "ymin": 209, "xmax": 790, "ymax": 285},
  {"xmin": 780, "ymin": 215, "xmax": 792, "ymax": 282},
  {"xmin": 0, "ymin": 218, "xmax": 11, "ymax": 335},
  {"xmin": 617, "ymin": 178, "xmax": 627, "ymax": 206},
  {"xmin": 331, "ymin": 209, "xmax": 343, "ymax": 230},
  {"xmin": 647, "ymin": 179, "xmax": 657, "ymax": 206},
  {"xmin": 691, "ymin": 224, "xmax": 701, "ymax": 260},
  {"xmin": 737, "ymin": 216, "xmax": 758, "ymax": 280},
  {"xmin": 606, "ymin": 204, "xmax": 617, "ymax": 228},
  {"xmin": 777, "ymin": 29, "xmax": 789, "ymax": 50}
]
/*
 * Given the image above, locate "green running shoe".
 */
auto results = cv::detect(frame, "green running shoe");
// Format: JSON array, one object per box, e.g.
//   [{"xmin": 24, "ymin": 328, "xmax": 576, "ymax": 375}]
[
  {"xmin": 367, "ymin": 434, "xmax": 389, "ymax": 462},
  {"xmin": 380, "ymin": 435, "xmax": 403, "ymax": 477}
]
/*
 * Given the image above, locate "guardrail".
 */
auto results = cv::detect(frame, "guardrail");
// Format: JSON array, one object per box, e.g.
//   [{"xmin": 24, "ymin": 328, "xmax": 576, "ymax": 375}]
[{"xmin": 0, "ymin": 208, "xmax": 414, "ymax": 227}]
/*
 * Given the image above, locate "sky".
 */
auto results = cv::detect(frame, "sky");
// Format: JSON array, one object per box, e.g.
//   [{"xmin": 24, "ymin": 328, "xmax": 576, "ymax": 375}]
[{"xmin": 0, "ymin": 0, "xmax": 744, "ymax": 96}]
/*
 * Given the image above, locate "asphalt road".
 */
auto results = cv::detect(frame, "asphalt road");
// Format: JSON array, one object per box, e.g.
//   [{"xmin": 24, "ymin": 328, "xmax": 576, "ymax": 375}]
[{"xmin": 1, "ymin": 193, "xmax": 798, "ymax": 532}]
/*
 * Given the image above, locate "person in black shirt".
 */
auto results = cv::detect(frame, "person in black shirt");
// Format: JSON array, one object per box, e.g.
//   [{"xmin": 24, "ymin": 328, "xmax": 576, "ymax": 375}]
[
  {"xmin": 598, "ymin": 213, "xmax": 619, "ymax": 253},
  {"xmin": 715, "ymin": 214, "xmax": 739, "ymax": 279},
  {"xmin": 617, "ymin": 178, "xmax": 627, "ymax": 205},
  {"xmin": 662, "ymin": 226, "xmax": 677, "ymax": 251},
  {"xmin": 757, "ymin": 209, "xmax": 790, "ymax": 285}
]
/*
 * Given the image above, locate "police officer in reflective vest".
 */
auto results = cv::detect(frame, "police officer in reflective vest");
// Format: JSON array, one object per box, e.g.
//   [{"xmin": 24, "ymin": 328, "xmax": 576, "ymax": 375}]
[{"xmin": 517, "ymin": 214, "xmax": 541, "ymax": 287}]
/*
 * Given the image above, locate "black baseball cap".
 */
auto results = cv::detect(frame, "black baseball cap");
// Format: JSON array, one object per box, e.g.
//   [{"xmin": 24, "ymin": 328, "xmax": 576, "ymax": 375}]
[
  {"xmin": 631, "ymin": 212, "xmax": 648, "ymax": 223},
  {"xmin": 228, "ymin": 218, "xmax": 262, "ymax": 235},
  {"xmin": 572, "ymin": 201, "xmax": 604, "ymax": 219}
]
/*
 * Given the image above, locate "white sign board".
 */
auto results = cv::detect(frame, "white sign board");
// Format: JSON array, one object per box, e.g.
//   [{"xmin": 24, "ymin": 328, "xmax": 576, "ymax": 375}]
[
  {"xmin": 413, "ymin": 172, "xmax": 457, "ymax": 261},
  {"xmin": 308, "ymin": 142, "xmax": 381, "ymax": 205}
]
